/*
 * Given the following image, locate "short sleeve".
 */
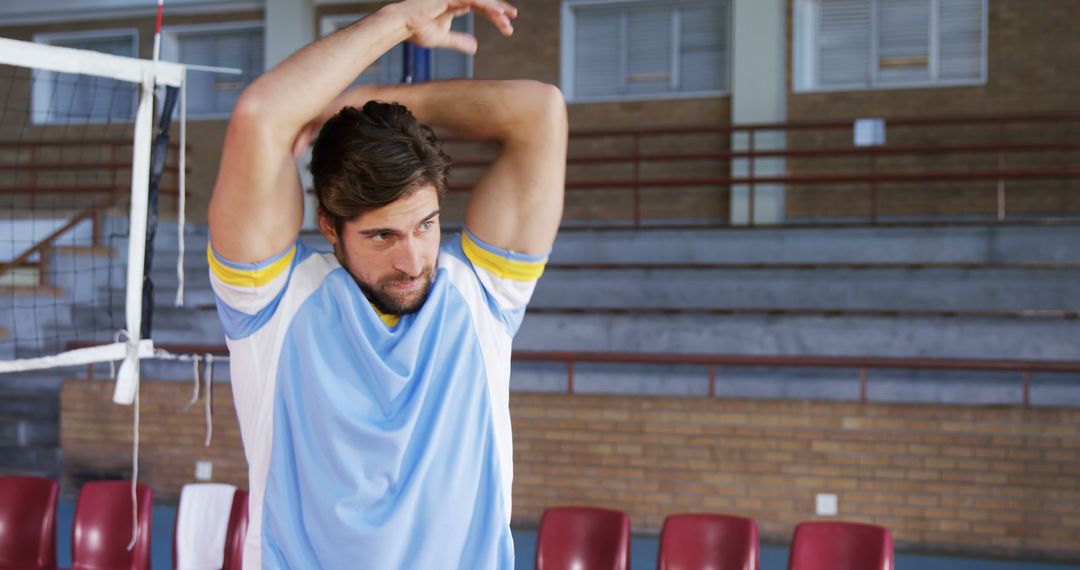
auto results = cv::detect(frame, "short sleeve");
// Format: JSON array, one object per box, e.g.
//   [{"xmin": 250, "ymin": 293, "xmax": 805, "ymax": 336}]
[
  {"xmin": 453, "ymin": 228, "xmax": 548, "ymax": 335},
  {"xmin": 207, "ymin": 240, "xmax": 302, "ymax": 339}
]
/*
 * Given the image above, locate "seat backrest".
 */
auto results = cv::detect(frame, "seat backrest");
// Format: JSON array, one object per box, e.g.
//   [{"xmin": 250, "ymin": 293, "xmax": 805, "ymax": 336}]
[
  {"xmin": 536, "ymin": 506, "xmax": 631, "ymax": 570},
  {"xmin": 787, "ymin": 521, "xmax": 894, "ymax": 570},
  {"xmin": 0, "ymin": 475, "xmax": 58, "ymax": 570},
  {"xmin": 222, "ymin": 490, "xmax": 249, "ymax": 570},
  {"xmin": 658, "ymin": 513, "xmax": 759, "ymax": 570},
  {"xmin": 72, "ymin": 481, "xmax": 153, "ymax": 570}
]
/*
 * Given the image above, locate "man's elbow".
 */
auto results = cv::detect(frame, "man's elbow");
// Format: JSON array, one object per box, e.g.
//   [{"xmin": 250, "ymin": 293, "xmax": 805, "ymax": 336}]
[
  {"xmin": 226, "ymin": 88, "xmax": 292, "ymax": 146},
  {"xmin": 229, "ymin": 89, "xmax": 267, "ymax": 129},
  {"xmin": 513, "ymin": 81, "xmax": 568, "ymax": 143}
]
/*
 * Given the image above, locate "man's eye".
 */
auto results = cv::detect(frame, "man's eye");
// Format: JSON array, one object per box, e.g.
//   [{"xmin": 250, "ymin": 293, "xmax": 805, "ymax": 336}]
[
  {"xmin": 373, "ymin": 232, "xmax": 392, "ymax": 241},
  {"xmin": 420, "ymin": 221, "xmax": 434, "ymax": 231}
]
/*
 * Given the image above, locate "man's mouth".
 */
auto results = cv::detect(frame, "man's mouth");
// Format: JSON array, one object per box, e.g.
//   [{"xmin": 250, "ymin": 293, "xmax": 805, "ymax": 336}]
[{"xmin": 387, "ymin": 278, "xmax": 422, "ymax": 292}]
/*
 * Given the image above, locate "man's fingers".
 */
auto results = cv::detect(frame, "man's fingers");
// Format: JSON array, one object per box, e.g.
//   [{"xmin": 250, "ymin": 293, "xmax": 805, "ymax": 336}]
[
  {"xmin": 461, "ymin": 0, "xmax": 517, "ymax": 34},
  {"xmin": 440, "ymin": 31, "xmax": 479, "ymax": 54},
  {"xmin": 478, "ymin": 5, "xmax": 514, "ymax": 35}
]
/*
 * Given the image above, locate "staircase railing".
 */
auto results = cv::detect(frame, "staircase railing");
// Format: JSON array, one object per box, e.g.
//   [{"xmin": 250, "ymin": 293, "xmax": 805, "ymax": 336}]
[{"xmin": 0, "ymin": 195, "xmax": 118, "ymax": 287}]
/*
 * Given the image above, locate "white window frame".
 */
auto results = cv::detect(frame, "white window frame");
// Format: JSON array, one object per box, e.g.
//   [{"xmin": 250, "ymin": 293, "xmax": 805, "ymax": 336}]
[
  {"xmin": 560, "ymin": 0, "xmax": 731, "ymax": 103},
  {"xmin": 31, "ymin": 28, "xmax": 139, "ymax": 125},
  {"xmin": 159, "ymin": 20, "xmax": 264, "ymax": 120},
  {"xmin": 793, "ymin": 0, "xmax": 988, "ymax": 93},
  {"xmin": 319, "ymin": 13, "xmax": 474, "ymax": 81}
]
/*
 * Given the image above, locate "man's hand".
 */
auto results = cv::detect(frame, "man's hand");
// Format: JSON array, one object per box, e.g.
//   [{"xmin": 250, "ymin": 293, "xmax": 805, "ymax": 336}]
[{"xmin": 394, "ymin": 0, "xmax": 517, "ymax": 54}]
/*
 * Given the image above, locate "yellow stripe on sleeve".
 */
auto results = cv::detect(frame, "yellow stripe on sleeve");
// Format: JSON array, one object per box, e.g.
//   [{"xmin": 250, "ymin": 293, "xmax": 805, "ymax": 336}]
[
  {"xmin": 461, "ymin": 232, "xmax": 546, "ymax": 282},
  {"xmin": 207, "ymin": 244, "xmax": 296, "ymax": 288}
]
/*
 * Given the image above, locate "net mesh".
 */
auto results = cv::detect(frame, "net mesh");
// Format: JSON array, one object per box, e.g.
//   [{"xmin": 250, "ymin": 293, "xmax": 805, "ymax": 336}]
[{"xmin": 0, "ymin": 43, "xmax": 180, "ymax": 366}]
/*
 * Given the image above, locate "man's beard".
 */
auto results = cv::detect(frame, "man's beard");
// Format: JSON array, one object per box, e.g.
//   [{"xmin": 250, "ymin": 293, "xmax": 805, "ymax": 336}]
[{"xmin": 355, "ymin": 267, "xmax": 435, "ymax": 316}]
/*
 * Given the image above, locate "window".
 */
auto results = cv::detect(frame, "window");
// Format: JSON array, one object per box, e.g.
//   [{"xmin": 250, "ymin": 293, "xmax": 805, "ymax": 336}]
[
  {"xmin": 794, "ymin": 0, "xmax": 986, "ymax": 91},
  {"xmin": 561, "ymin": 0, "xmax": 730, "ymax": 102},
  {"xmin": 319, "ymin": 14, "xmax": 473, "ymax": 84},
  {"xmin": 160, "ymin": 22, "xmax": 264, "ymax": 118},
  {"xmin": 32, "ymin": 30, "xmax": 138, "ymax": 124}
]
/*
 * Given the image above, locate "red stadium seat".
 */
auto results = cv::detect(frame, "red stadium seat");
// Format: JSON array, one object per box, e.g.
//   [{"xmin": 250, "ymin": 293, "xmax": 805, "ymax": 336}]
[
  {"xmin": 787, "ymin": 521, "xmax": 893, "ymax": 570},
  {"xmin": 72, "ymin": 481, "xmax": 153, "ymax": 570},
  {"xmin": 536, "ymin": 506, "xmax": 631, "ymax": 570},
  {"xmin": 658, "ymin": 513, "xmax": 759, "ymax": 570},
  {"xmin": 0, "ymin": 475, "xmax": 58, "ymax": 570},
  {"xmin": 222, "ymin": 490, "xmax": 249, "ymax": 570}
]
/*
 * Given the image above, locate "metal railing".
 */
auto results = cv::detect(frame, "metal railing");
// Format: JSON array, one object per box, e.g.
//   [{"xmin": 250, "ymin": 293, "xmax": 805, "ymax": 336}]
[
  {"xmin": 80, "ymin": 343, "xmax": 1080, "ymax": 410},
  {"xmin": 449, "ymin": 111, "xmax": 1080, "ymax": 227}
]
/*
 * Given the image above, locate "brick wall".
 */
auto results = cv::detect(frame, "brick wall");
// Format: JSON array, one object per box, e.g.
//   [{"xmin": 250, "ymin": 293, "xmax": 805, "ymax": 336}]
[
  {"xmin": 514, "ymin": 393, "xmax": 1080, "ymax": 561},
  {"xmin": 61, "ymin": 378, "xmax": 1080, "ymax": 561},
  {"xmin": 60, "ymin": 378, "xmax": 246, "ymax": 499}
]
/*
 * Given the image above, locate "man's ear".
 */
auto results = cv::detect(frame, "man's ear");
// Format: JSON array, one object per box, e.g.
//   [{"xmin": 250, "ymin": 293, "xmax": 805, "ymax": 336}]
[{"xmin": 317, "ymin": 207, "xmax": 337, "ymax": 246}]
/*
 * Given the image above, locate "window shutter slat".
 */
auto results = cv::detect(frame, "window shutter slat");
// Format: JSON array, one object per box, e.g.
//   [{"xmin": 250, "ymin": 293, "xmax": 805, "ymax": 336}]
[
  {"xmin": 938, "ymin": 0, "xmax": 982, "ymax": 80},
  {"xmin": 625, "ymin": 7, "xmax": 672, "ymax": 95},
  {"xmin": 574, "ymin": 8, "xmax": 622, "ymax": 97},
  {"xmin": 818, "ymin": 0, "xmax": 872, "ymax": 87},
  {"xmin": 877, "ymin": 0, "xmax": 930, "ymax": 84},
  {"xmin": 680, "ymin": 1, "xmax": 727, "ymax": 92}
]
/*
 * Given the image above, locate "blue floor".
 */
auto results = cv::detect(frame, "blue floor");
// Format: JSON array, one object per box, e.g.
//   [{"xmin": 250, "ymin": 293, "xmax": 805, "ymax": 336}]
[{"xmin": 56, "ymin": 500, "xmax": 1079, "ymax": 569}]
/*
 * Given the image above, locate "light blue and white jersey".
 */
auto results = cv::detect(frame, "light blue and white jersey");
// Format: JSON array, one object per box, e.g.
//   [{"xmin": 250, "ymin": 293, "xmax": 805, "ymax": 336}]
[{"xmin": 207, "ymin": 229, "xmax": 546, "ymax": 570}]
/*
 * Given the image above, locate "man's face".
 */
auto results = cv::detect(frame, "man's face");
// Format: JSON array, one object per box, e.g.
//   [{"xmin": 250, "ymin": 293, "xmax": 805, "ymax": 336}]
[{"xmin": 320, "ymin": 186, "xmax": 441, "ymax": 316}]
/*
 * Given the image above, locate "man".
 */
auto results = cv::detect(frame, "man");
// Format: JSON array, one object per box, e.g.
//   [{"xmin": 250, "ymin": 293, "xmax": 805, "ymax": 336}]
[{"xmin": 206, "ymin": 0, "xmax": 566, "ymax": 566}]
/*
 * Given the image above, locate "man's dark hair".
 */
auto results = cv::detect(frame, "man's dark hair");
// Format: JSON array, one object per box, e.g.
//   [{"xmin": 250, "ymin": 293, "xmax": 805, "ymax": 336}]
[{"xmin": 310, "ymin": 101, "xmax": 451, "ymax": 234}]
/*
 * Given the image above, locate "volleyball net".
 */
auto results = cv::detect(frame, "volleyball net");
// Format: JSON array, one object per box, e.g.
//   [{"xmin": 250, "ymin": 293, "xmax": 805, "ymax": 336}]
[{"xmin": 0, "ymin": 37, "xmax": 186, "ymax": 405}]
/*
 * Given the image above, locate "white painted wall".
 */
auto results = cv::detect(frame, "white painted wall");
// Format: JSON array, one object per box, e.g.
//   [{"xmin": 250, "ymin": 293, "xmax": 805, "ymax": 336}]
[
  {"xmin": 730, "ymin": 0, "xmax": 787, "ymax": 225},
  {"xmin": 265, "ymin": 0, "xmax": 317, "ymax": 229}
]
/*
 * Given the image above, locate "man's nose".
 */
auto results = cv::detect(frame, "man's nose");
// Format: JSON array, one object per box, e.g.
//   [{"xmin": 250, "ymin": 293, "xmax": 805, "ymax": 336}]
[{"xmin": 393, "ymin": 237, "xmax": 425, "ymax": 277}]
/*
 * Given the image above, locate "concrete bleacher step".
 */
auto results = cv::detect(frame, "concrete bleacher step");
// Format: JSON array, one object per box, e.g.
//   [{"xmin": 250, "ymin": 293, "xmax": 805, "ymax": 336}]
[
  {"xmin": 0, "ymin": 447, "xmax": 60, "ymax": 478},
  {"xmin": 547, "ymin": 223, "xmax": 1080, "ymax": 264},
  {"xmin": 67, "ymin": 304, "xmax": 225, "ymax": 346},
  {"xmin": 0, "ymin": 417, "xmax": 59, "ymax": 449},
  {"xmin": 532, "ymin": 265, "xmax": 1080, "ymax": 312},
  {"xmin": 0, "ymin": 378, "xmax": 62, "ymax": 477},
  {"xmin": 515, "ymin": 312, "xmax": 1080, "ymax": 360},
  {"xmin": 145, "ymin": 306, "xmax": 227, "ymax": 345}
]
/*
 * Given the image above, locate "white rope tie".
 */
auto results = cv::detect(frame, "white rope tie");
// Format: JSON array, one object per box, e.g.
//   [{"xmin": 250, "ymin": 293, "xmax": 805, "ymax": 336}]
[
  {"xmin": 108, "ymin": 329, "xmax": 132, "ymax": 380},
  {"xmin": 183, "ymin": 355, "xmax": 201, "ymax": 411},
  {"xmin": 126, "ymin": 374, "xmax": 141, "ymax": 551},
  {"xmin": 151, "ymin": 348, "xmax": 227, "ymax": 445},
  {"xmin": 204, "ymin": 354, "xmax": 214, "ymax": 447}
]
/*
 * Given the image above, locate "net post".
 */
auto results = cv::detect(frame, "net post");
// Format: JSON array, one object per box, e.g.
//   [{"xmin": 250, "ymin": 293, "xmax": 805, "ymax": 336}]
[{"xmin": 113, "ymin": 70, "xmax": 156, "ymax": 406}]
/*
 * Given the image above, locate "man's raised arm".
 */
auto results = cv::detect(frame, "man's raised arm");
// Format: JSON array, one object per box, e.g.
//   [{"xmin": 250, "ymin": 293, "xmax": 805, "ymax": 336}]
[
  {"xmin": 208, "ymin": 0, "xmax": 518, "ymax": 263},
  {"xmin": 328, "ymin": 80, "xmax": 568, "ymax": 256}
]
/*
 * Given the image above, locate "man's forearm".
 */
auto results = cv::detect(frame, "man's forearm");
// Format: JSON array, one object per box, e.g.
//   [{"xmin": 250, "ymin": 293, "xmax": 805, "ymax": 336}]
[
  {"xmin": 237, "ymin": 6, "xmax": 410, "ymax": 140},
  {"xmin": 347, "ymin": 80, "xmax": 565, "ymax": 146}
]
